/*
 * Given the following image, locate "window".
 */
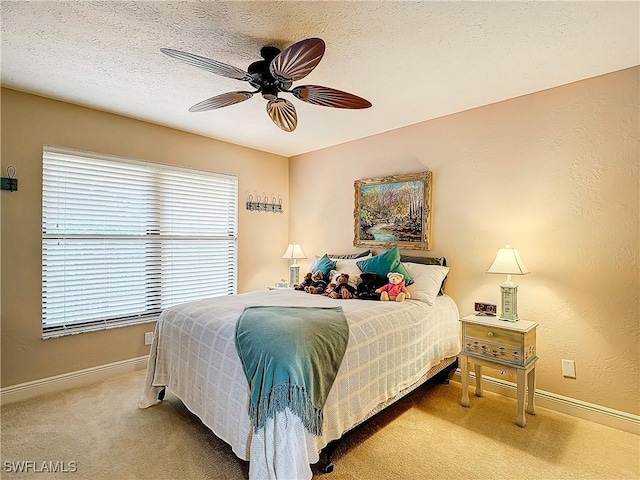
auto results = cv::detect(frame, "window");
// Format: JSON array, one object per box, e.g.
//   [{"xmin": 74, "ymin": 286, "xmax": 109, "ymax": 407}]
[{"xmin": 42, "ymin": 146, "xmax": 237, "ymax": 338}]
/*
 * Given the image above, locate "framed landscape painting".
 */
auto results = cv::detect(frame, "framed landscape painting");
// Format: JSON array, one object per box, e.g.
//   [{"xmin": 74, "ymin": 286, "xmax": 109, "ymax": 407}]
[{"xmin": 353, "ymin": 171, "xmax": 432, "ymax": 250}]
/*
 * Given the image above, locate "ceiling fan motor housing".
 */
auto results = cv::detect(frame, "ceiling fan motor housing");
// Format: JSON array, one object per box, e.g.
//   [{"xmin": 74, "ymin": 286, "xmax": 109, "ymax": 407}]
[{"xmin": 248, "ymin": 47, "xmax": 292, "ymax": 100}]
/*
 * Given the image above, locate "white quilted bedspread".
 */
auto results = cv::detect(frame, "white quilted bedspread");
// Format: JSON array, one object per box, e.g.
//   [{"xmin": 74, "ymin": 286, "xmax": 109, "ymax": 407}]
[{"xmin": 140, "ymin": 290, "xmax": 460, "ymax": 480}]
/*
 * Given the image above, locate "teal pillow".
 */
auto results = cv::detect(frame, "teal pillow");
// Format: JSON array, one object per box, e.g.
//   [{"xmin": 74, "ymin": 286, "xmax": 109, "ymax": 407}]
[
  {"xmin": 357, "ymin": 247, "xmax": 413, "ymax": 285},
  {"xmin": 311, "ymin": 254, "xmax": 337, "ymax": 276}
]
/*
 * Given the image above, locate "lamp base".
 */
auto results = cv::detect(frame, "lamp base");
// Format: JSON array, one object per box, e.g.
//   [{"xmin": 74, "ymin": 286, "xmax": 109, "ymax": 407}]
[
  {"xmin": 289, "ymin": 264, "xmax": 300, "ymax": 287},
  {"xmin": 499, "ymin": 280, "xmax": 520, "ymax": 322}
]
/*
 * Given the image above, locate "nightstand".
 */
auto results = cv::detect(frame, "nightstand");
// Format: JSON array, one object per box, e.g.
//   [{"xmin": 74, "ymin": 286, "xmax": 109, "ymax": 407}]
[{"xmin": 459, "ymin": 314, "xmax": 538, "ymax": 427}]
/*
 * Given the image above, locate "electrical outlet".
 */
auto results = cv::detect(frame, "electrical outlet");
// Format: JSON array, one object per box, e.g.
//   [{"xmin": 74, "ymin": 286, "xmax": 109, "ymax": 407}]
[
  {"xmin": 144, "ymin": 332, "xmax": 154, "ymax": 346},
  {"xmin": 562, "ymin": 359, "xmax": 576, "ymax": 378}
]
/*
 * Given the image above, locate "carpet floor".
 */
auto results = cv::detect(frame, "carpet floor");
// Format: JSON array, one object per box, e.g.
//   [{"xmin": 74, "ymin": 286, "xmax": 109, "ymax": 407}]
[{"xmin": 1, "ymin": 369, "xmax": 638, "ymax": 479}]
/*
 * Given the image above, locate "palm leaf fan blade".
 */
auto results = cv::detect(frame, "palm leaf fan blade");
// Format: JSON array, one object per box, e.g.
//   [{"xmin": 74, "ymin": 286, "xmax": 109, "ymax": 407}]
[
  {"xmin": 161, "ymin": 48, "xmax": 251, "ymax": 81},
  {"xmin": 266, "ymin": 99, "xmax": 298, "ymax": 132},
  {"xmin": 269, "ymin": 38, "xmax": 325, "ymax": 82},
  {"xmin": 189, "ymin": 92, "xmax": 253, "ymax": 112},
  {"xmin": 292, "ymin": 85, "xmax": 372, "ymax": 109}
]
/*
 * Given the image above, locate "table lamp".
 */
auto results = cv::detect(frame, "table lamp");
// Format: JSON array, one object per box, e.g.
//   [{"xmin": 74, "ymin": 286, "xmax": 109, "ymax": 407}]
[
  {"xmin": 486, "ymin": 244, "xmax": 530, "ymax": 322},
  {"xmin": 282, "ymin": 242, "xmax": 306, "ymax": 287}
]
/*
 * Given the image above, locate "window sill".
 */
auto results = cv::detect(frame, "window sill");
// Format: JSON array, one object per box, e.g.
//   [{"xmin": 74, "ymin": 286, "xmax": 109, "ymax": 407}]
[{"xmin": 42, "ymin": 315, "xmax": 158, "ymax": 339}]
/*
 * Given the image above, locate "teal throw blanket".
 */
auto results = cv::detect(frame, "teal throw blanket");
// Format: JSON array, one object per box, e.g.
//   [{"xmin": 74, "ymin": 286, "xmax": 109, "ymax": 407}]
[{"xmin": 235, "ymin": 306, "xmax": 349, "ymax": 436}]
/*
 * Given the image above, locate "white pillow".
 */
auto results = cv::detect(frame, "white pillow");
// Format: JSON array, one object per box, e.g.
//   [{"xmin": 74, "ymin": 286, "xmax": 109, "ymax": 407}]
[
  {"xmin": 404, "ymin": 263, "xmax": 450, "ymax": 305},
  {"xmin": 328, "ymin": 257, "xmax": 368, "ymax": 287},
  {"xmin": 333, "ymin": 256, "xmax": 369, "ymax": 272},
  {"xmin": 309, "ymin": 254, "xmax": 372, "ymax": 274},
  {"xmin": 328, "ymin": 268, "xmax": 363, "ymax": 288}
]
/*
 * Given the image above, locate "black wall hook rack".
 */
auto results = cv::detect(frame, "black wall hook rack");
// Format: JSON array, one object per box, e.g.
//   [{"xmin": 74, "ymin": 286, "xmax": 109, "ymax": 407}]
[
  {"xmin": 1, "ymin": 165, "xmax": 18, "ymax": 192},
  {"xmin": 246, "ymin": 193, "xmax": 283, "ymax": 213}
]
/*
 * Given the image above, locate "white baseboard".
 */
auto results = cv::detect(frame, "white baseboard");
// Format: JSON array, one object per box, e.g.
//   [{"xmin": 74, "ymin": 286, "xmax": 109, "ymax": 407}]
[
  {"xmin": 0, "ymin": 355, "xmax": 149, "ymax": 405},
  {"xmin": 452, "ymin": 369, "xmax": 639, "ymax": 435},
  {"xmin": 1, "ymin": 358, "xmax": 637, "ymax": 436}
]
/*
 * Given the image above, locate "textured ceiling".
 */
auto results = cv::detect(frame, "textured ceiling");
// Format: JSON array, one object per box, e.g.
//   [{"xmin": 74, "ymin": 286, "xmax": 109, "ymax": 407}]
[{"xmin": 1, "ymin": 1, "xmax": 638, "ymax": 157}]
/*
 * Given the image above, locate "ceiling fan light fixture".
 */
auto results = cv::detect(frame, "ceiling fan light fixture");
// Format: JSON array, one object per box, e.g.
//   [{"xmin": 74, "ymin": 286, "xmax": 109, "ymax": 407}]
[
  {"xmin": 161, "ymin": 37, "xmax": 371, "ymax": 131},
  {"xmin": 261, "ymin": 84, "xmax": 279, "ymax": 101}
]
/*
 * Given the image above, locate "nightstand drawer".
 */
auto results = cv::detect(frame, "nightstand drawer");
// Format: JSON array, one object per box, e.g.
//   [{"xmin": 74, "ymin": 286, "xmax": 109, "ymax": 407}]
[
  {"xmin": 465, "ymin": 324, "xmax": 521, "ymax": 346},
  {"xmin": 463, "ymin": 322, "xmax": 536, "ymax": 367}
]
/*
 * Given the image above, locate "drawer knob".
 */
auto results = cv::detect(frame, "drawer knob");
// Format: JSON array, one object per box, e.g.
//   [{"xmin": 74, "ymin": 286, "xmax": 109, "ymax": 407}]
[{"xmin": 487, "ymin": 331, "xmax": 494, "ymax": 337}]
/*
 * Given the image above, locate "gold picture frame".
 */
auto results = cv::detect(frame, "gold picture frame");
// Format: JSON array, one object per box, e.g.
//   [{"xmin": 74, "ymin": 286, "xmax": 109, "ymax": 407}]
[{"xmin": 354, "ymin": 171, "xmax": 432, "ymax": 251}]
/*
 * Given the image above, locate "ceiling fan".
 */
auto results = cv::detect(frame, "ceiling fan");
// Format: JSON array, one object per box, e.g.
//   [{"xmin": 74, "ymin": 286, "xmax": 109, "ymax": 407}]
[{"xmin": 161, "ymin": 38, "xmax": 372, "ymax": 132}]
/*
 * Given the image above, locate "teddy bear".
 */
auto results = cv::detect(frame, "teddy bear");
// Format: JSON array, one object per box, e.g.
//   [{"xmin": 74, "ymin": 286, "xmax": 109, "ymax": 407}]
[
  {"xmin": 375, "ymin": 272, "xmax": 411, "ymax": 302},
  {"xmin": 294, "ymin": 272, "xmax": 313, "ymax": 291},
  {"xmin": 305, "ymin": 271, "xmax": 327, "ymax": 294},
  {"xmin": 329, "ymin": 273, "xmax": 357, "ymax": 299},
  {"xmin": 323, "ymin": 281, "xmax": 337, "ymax": 297},
  {"xmin": 356, "ymin": 272, "xmax": 380, "ymax": 300}
]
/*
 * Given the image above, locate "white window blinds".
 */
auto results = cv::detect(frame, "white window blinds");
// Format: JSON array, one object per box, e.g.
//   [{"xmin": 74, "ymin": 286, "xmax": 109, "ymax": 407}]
[{"xmin": 42, "ymin": 146, "xmax": 238, "ymax": 337}]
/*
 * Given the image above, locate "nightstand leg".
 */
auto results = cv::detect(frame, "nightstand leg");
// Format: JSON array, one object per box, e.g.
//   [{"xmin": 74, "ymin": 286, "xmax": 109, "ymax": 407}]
[
  {"xmin": 474, "ymin": 364, "xmax": 483, "ymax": 397},
  {"xmin": 460, "ymin": 354, "xmax": 470, "ymax": 407},
  {"xmin": 516, "ymin": 368, "xmax": 526, "ymax": 427},
  {"xmin": 526, "ymin": 366, "xmax": 536, "ymax": 415}
]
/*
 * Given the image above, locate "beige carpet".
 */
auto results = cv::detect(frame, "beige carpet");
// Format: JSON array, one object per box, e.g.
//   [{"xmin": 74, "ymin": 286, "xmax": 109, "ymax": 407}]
[{"xmin": 1, "ymin": 370, "xmax": 638, "ymax": 480}]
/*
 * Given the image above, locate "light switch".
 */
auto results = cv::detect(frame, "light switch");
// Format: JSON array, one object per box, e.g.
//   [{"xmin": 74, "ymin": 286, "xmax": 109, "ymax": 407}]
[{"xmin": 561, "ymin": 359, "xmax": 576, "ymax": 378}]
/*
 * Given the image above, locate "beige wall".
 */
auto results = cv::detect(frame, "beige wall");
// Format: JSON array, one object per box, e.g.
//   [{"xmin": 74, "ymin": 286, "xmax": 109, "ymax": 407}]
[
  {"xmin": 0, "ymin": 88, "xmax": 289, "ymax": 387},
  {"xmin": 2, "ymin": 67, "xmax": 638, "ymax": 417},
  {"xmin": 289, "ymin": 67, "xmax": 639, "ymax": 415}
]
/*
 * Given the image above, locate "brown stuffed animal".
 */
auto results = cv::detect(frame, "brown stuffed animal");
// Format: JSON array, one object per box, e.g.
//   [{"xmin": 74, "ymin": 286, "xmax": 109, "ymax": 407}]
[
  {"xmin": 356, "ymin": 272, "xmax": 380, "ymax": 300},
  {"xmin": 323, "ymin": 282, "xmax": 337, "ymax": 297},
  {"xmin": 329, "ymin": 273, "xmax": 357, "ymax": 299},
  {"xmin": 294, "ymin": 272, "xmax": 312, "ymax": 291},
  {"xmin": 305, "ymin": 271, "xmax": 327, "ymax": 294}
]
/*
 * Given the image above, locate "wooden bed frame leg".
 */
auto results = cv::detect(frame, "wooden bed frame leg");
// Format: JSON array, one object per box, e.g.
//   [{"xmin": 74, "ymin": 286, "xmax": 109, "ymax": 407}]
[
  {"xmin": 320, "ymin": 440, "xmax": 338, "ymax": 474},
  {"xmin": 158, "ymin": 387, "xmax": 166, "ymax": 401}
]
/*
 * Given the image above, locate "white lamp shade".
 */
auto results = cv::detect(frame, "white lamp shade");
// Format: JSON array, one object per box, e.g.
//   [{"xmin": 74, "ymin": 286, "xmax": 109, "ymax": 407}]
[
  {"xmin": 486, "ymin": 244, "xmax": 530, "ymax": 275},
  {"xmin": 281, "ymin": 242, "xmax": 307, "ymax": 260}
]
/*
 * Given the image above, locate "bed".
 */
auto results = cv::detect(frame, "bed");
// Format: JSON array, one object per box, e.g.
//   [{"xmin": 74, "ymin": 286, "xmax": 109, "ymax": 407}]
[{"xmin": 140, "ymin": 261, "xmax": 460, "ymax": 480}]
